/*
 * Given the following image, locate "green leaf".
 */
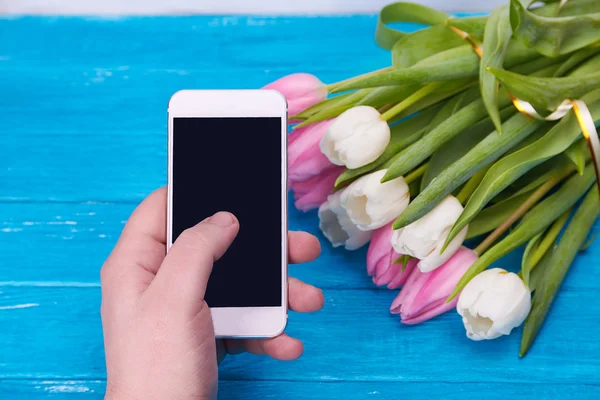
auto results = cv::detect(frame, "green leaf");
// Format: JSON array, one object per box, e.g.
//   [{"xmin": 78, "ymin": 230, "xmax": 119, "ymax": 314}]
[
  {"xmin": 521, "ymin": 232, "xmax": 543, "ymax": 288},
  {"xmin": 332, "ymin": 45, "xmax": 480, "ymax": 92},
  {"xmin": 446, "ymin": 16, "xmax": 488, "ymax": 40},
  {"xmin": 449, "ymin": 164, "xmax": 596, "ymax": 301},
  {"xmin": 420, "ymin": 106, "xmax": 516, "ymax": 190},
  {"xmin": 527, "ymin": 245, "xmax": 554, "ymax": 293},
  {"xmin": 392, "ymin": 254, "xmax": 414, "ymax": 272},
  {"xmin": 357, "ymin": 85, "xmax": 422, "ymax": 109},
  {"xmin": 520, "ymin": 186, "xmax": 600, "ymax": 357},
  {"xmin": 392, "ymin": 25, "xmax": 466, "ymax": 68},
  {"xmin": 333, "ymin": 39, "xmax": 538, "ymax": 92},
  {"xmin": 455, "ymin": 166, "xmax": 492, "ymax": 206},
  {"xmin": 581, "ymin": 233, "xmax": 598, "ymax": 251},
  {"xmin": 505, "ymin": 155, "xmax": 578, "ymax": 199},
  {"xmin": 509, "ymin": 54, "xmax": 566, "ymax": 75},
  {"xmin": 510, "ymin": 0, "xmax": 600, "ymax": 58},
  {"xmin": 408, "ymin": 177, "xmax": 422, "ymax": 199},
  {"xmin": 393, "ymin": 113, "xmax": 543, "ymax": 230},
  {"xmin": 388, "ymin": 78, "xmax": 476, "ymax": 123},
  {"xmin": 553, "ymin": 46, "xmax": 600, "ymax": 77},
  {"xmin": 291, "ymin": 94, "xmax": 350, "ymax": 120},
  {"xmin": 383, "ymin": 96, "xmax": 492, "ymax": 183},
  {"xmin": 295, "ymin": 89, "xmax": 374, "ymax": 127},
  {"xmin": 444, "ymin": 89, "xmax": 600, "ymax": 247},
  {"xmin": 521, "ymin": 207, "xmax": 572, "ymax": 287},
  {"xmin": 375, "ymin": 2, "xmax": 450, "ymax": 50},
  {"xmin": 382, "ymin": 60, "xmax": 563, "ymax": 184},
  {"xmin": 489, "ymin": 67, "xmax": 600, "ymax": 111},
  {"xmin": 334, "ymin": 104, "xmax": 443, "ymax": 188},
  {"xmin": 479, "ymin": 4, "xmax": 513, "ymax": 134},
  {"xmin": 429, "ymin": 85, "xmax": 483, "ymax": 128},
  {"xmin": 467, "ymin": 190, "xmax": 535, "ymax": 239},
  {"xmin": 564, "ymin": 138, "xmax": 588, "ymax": 175}
]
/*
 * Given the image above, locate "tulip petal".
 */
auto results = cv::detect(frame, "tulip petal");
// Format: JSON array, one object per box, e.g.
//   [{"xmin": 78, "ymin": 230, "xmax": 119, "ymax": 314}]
[
  {"xmin": 401, "ymin": 298, "xmax": 457, "ymax": 325},
  {"xmin": 388, "ymin": 258, "xmax": 418, "ymax": 289},
  {"xmin": 292, "ymin": 167, "xmax": 342, "ymax": 212},
  {"xmin": 263, "ymin": 73, "xmax": 328, "ymax": 117},
  {"xmin": 374, "ymin": 263, "xmax": 399, "ymax": 286},
  {"xmin": 390, "ymin": 265, "xmax": 427, "ymax": 314},
  {"xmin": 366, "ymin": 222, "xmax": 395, "ymax": 276}
]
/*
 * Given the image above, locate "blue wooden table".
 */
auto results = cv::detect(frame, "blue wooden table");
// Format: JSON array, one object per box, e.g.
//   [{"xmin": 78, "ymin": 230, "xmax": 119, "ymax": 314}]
[{"xmin": 0, "ymin": 14, "xmax": 599, "ymax": 399}]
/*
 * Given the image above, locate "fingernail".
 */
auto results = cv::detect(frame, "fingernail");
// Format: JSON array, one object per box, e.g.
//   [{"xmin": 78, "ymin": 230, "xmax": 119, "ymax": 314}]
[{"xmin": 208, "ymin": 212, "xmax": 235, "ymax": 227}]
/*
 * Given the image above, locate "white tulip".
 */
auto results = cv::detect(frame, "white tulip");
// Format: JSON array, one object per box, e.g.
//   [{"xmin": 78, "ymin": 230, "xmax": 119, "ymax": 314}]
[
  {"xmin": 457, "ymin": 268, "xmax": 532, "ymax": 341},
  {"xmin": 318, "ymin": 191, "xmax": 372, "ymax": 250},
  {"xmin": 341, "ymin": 169, "xmax": 410, "ymax": 231},
  {"xmin": 391, "ymin": 195, "xmax": 468, "ymax": 273},
  {"xmin": 320, "ymin": 106, "xmax": 390, "ymax": 169}
]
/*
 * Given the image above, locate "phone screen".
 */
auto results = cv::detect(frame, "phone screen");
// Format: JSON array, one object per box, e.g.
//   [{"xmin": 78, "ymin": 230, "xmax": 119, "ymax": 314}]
[{"xmin": 172, "ymin": 117, "xmax": 283, "ymax": 308}]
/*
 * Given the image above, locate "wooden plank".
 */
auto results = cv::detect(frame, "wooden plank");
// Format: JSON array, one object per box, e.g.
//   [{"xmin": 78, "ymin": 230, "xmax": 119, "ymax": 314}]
[
  {"xmin": 0, "ymin": 202, "xmax": 598, "ymax": 289},
  {"xmin": 1, "ymin": 379, "xmax": 598, "ymax": 400},
  {"xmin": 0, "ymin": 380, "xmax": 105, "ymax": 398},
  {"xmin": 1, "ymin": 286, "xmax": 599, "ymax": 383},
  {"xmin": 0, "ymin": 16, "xmax": 390, "ymax": 202},
  {"xmin": 0, "ymin": 200, "xmax": 373, "ymax": 287}
]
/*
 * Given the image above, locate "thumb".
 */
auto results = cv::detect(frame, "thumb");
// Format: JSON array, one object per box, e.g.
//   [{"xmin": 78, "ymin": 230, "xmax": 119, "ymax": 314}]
[{"xmin": 147, "ymin": 212, "xmax": 239, "ymax": 315}]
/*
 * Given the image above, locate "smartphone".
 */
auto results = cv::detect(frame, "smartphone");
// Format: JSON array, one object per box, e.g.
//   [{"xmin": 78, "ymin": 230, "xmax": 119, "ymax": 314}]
[{"xmin": 167, "ymin": 90, "xmax": 288, "ymax": 338}]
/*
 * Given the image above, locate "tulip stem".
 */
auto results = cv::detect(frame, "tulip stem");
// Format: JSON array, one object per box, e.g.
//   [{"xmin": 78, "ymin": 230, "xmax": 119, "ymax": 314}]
[
  {"xmin": 474, "ymin": 175, "xmax": 565, "ymax": 256},
  {"xmin": 456, "ymin": 165, "xmax": 491, "ymax": 206},
  {"xmin": 327, "ymin": 66, "xmax": 393, "ymax": 92},
  {"xmin": 521, "ymin": 207, "xmax": 572, "ymax": 279},
  {"xmin": 379, "ymin": 82, "xmax": 442, "ymax": 122},
  {"xmin": 405, "ymin": 163, "xmax": 428, "ymax": 185}
]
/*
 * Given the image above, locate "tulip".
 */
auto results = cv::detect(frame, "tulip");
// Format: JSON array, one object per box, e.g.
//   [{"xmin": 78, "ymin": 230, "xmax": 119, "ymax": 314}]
[
  {"xmin": 391, "ymin": 195, "xmax": 468, "ymax": 273},
  {"xmin": 457, "ymin": 268, "xmax": 532, "ymax": 341},
  {"xmin": 320, "ymin": 106, "xmax": 391, "ymax": 169},
  {"xmin": 290, "ymin": 166, "xmax": 343, "ymax": 212},
  {"xmin": 391, "ymin": 247, "xmax": 478, "ymax": 325},
  {"xmin": 367, "ymin": 223, "xmax": 417, "ymax": 288},
  {"xmin": 262, "ymin": 73, "xmax": 328, "ymax": 118},
  {"xmin": 318, "ymin": 190, "xmax": 372, "ymax": 250},
  {"xmin": 288, "ymin": 120, "xmax": 336, "ymax": 182},
  {"xmin": 341, "ymin": 169, "xmax": 410, "ymax": 231}
]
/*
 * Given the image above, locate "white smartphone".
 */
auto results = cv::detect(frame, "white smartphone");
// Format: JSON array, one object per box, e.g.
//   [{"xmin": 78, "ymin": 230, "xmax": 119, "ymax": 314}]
[{"xmin": 167, "ymin": 90, "xmax": 288, "ymax": 338}]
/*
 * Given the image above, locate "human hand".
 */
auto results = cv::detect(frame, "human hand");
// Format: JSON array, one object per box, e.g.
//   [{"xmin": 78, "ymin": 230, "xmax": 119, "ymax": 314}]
[{"xmin": 101, "ymin": 187, "xmax": 324, "ymax": 400}]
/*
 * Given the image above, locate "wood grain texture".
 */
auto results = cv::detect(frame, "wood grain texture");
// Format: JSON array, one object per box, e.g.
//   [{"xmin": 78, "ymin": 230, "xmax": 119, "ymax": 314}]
[
  {"xmin": 1, "ymin": 286, "xmax": 600, "ymax": 384},
  {"xmin": 1, "ymin": 200, "xmax": 597, "ymax": 287},
  {"xmin": 1, "ymin": 380, "xmax": 599, "ymax": 400},
  {"xmin": 0, "ymin": 15, "xmax": 599, "ymax": 399}
]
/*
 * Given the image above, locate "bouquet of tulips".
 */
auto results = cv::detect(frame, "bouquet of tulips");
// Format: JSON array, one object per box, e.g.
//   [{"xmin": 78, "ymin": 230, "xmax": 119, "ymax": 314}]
[{"xmin": 267, "ymin": 0, "xmax": 600, "ymax": 356}]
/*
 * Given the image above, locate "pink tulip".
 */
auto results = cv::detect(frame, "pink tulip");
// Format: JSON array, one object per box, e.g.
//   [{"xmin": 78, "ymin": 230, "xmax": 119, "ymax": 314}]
[
  {"xmin": 263, "ymin": 73, "xmax": 328, "ymax": 118},
  {"xmin": 390, "ymin": 247, "xmax": 478, "ymax": 325},
  {"xmin": 367, "ymin": 223, "xmax": 417, "ymax": 288},
  {"xmin": 290, "ymin": 166, "xmax": 343, "ymax": 212},
  {"xmin": 288, "ymin": 119, "xmax": 335, "ymax": 182}
]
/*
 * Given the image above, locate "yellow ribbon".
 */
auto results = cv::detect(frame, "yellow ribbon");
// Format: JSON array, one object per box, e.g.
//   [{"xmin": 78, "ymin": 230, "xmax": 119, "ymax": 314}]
[{"xmin": 449, "ymin": 25, "xmax": 600, "ymax": 195}]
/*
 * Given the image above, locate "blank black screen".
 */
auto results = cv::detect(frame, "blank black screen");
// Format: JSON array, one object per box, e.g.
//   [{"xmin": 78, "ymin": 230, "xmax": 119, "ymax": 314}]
[{"xmin": 172, "ymin": 117, "xmax": 282, "ymax": 307}]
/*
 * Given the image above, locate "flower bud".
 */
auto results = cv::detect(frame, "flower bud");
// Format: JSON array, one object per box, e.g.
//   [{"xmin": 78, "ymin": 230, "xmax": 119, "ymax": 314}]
[
  {"xmin": 320, "ymin": 106, "xmax": 390, "ymax": 169},
  {"xmin": 391, "ymin": 195, "xmax": 468, "ymax": 273},
  {"xmin": 457, "ymin": 268, "xmax": 532, "ymax": 340},
  {"xmin": 290, "ymin": 166, "xmax": 343, "ymax": 212},
  {"xmin": 263, "ymin": 73, "xmax": 327, "ymax": 117},
  {"xmin": 318, "ymin": 191, "xmax": 372, "ymax": 250},
  {"xmin": 391, "ymin": 247, "xmax": 477, "ymax": 325},
  {"xmin": 341, "ymin": 169, "xmax": 409, "ymax": 231},
  {"xmin": 367, "ymin": 223, "xmax": 416, "ymax": 288},
  {"xmin": 288, "ymin": 120, "xmax": 335, "ymax": 182}
]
